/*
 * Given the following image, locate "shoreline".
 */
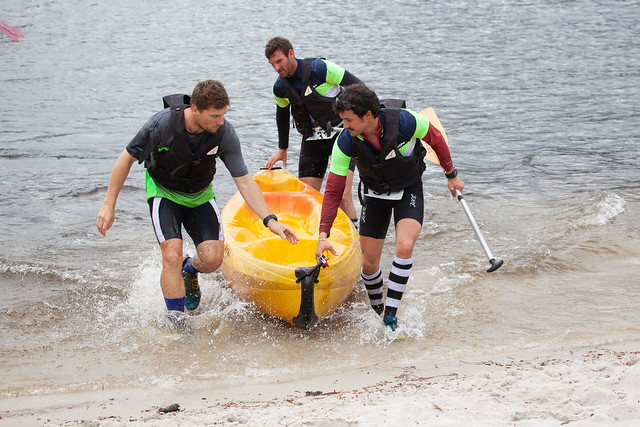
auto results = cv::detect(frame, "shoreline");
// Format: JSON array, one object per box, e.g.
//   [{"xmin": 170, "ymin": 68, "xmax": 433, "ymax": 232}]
[{"xmin": 3, "ymin": 339, "xmax": 639, "ymax": 426}]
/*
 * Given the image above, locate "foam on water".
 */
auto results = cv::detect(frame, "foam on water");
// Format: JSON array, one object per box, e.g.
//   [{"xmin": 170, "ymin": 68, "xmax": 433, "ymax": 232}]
[{"xmin": 573, "ymin": 192, "xmax": 626, "ymax": 228}]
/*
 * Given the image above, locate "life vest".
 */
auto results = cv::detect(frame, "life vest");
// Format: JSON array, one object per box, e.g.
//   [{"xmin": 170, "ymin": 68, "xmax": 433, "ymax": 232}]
[
  {"xmin": 146, "ymin": 94, "xmax": 225, "ymax": 193},
  {"xmin": 279, "ymin": 58, "xmax": 342, "ymax": 139},
  {"xmin": 353, "ymin": 99, "xmax": 426, "ymax": 194}
]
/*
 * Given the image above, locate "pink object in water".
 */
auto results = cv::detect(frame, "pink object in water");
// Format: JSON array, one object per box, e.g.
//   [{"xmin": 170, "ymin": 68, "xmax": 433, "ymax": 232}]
[{"xmin": 0, "ymin": 22, "xmax": 23, "ymax": 40}]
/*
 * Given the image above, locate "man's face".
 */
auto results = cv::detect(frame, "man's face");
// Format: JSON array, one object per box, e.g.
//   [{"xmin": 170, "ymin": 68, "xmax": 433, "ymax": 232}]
[
  {"xmin": 193, "ymin": 105, "xmax": 228, "ymax": 134},
  {"xmin": 339, "ymin": 109, "xmax": 371, "ymax": 137},
  {"xmin": 268, "ymin": 49, "xmax": 295, "ymax": 77}
]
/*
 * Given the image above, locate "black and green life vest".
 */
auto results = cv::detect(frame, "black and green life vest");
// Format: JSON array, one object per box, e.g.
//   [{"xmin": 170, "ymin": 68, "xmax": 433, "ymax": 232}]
[
  {"xmin": 279, "ymin": 58, "xmax": 343, "ymax": 139},
  {"xmin": 146, "ymin": 94, "xmax": 225, "ymax": 193},
  {"xmin": 353, "ymin": 99, "xmax": 426, "ymax": 194}
]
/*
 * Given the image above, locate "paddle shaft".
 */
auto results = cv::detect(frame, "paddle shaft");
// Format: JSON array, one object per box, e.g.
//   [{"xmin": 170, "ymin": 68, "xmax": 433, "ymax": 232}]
[
  {"xmin": 455, "ymin": 190, "xmax": 503, "ymax": 272},
  {"xmin": 337, "ymin": 108, "xmax": 502, "ymax": 272}
]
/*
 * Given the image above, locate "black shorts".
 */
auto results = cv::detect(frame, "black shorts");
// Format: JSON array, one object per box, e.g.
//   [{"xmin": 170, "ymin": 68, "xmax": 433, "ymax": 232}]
[
  {"xmin": 148, "ymin": 197, "xmax": 223, "ymax": 247},
  {"xmin": 358, "ymin": 181, "xmax": 424, "ymax": 239},
  {"xmin": 299, "ymin": 134, "xmax": 355, "ymax": 179}
]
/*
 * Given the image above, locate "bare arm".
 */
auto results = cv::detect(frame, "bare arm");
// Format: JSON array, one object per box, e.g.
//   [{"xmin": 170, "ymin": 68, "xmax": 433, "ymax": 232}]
[
  {"xmin": 233, "ymin": 174, "xmax": 299, "ymax": 244},
  {"xmin": 96, "ymin": 149, "xmax": 137, "ymax": 236}
]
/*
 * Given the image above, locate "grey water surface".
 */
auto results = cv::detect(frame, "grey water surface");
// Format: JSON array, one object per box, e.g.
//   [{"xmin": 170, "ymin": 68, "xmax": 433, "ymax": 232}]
[{"xmin": 1, "ymin": 0, "xmax": 639, "ymax": 397}]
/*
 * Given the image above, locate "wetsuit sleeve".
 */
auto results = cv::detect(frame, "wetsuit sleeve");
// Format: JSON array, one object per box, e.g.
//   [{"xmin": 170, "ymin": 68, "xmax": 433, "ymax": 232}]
[
  {"xmin": 423, "ymin": 124, "xmax": 453, "ymax": 172},
  {"xmin": 217, "ymin": 121, "xmax": 250, "ymax": 178},
  {"xmin": 319, "ymin": 59, "xmax": 345, "ymax": 86},
  {"xmin": 339, "ymin": 69, "xmax": 363, "ymax": 86},
  {"xmin": 320, "ymin": 132, "xmax": 353, "ymax": 235},
  {"xmin": 319, "ymin": 172, "xmax": 346, "ymax": 236},
  {"xmin": 273, "ymin": 79, "xmax": 290, "ymax": 108},
  {"xmin": 320, "ymin": 59, "xmax": 361, "ymax": 86},
  {"xmin": 328, "ymin": 131, "xmax": 355, "ymax": 176},
  {"xmin": 274, "ymin": 94, "xmax": 289, "ymax": 109},
  {"xmin": 276, "ymin": 104, "xmax": 291, "ymax": 149}
]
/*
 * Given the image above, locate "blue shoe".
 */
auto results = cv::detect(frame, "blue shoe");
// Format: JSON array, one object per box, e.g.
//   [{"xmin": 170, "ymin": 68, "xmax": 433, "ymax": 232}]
[
  {"xmin": 182, "ymin": 257, "xmax": 201, "ymax": 310},
  {"xmin": 384, "ymin": 315, "xmax": 398, "ymax": 331}
]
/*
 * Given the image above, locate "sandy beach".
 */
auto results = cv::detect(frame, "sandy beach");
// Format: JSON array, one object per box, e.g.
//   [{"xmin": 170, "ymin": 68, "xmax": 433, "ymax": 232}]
[{"xmin": 3, "ymin": 338, "xmax": 639, "ymax": 426}]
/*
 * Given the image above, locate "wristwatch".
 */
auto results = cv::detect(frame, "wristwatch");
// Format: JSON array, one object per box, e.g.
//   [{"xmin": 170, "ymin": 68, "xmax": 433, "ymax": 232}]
[
  {"xmin": 262, "ymin": 214, "xmax": 278, "ymax": 227},
  {"xmin": 445, "ymin": 167, "xmax": 458, "ymax": 179}
]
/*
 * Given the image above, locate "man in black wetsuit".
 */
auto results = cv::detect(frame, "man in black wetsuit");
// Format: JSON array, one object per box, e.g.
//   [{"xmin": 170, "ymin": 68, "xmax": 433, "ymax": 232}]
[{"xmin": 264, "ymin": 37, "xmax": 362, "ymax": 224}]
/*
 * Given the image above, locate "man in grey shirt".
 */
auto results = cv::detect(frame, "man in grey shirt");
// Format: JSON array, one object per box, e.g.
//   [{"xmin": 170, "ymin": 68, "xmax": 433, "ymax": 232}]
[{"xmin": 97, "ymin": 80, "xmax": 297, "ymax": 322}]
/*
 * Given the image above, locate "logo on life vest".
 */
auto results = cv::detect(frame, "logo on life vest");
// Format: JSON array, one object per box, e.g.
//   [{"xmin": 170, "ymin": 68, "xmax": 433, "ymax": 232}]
[
  {"xmin": 385, "ymin": 150, "xmax": 397, "ymax": 160},
  {"xmin": 206, "ymin": 146, "xmax": 219, "ymax": 156},
  {"xmin": 304, "ymin": 86, "xmax": 313, "ymax": 97}
]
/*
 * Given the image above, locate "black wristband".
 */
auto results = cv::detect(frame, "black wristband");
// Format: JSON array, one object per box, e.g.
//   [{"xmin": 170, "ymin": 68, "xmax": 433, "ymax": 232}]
[
  {"xmin": 445, "ymin": 167, "xmax": 458, "ymax": 179},
  {"xmin": 262, "ymin": 214, "xmax": 278, "ymax": 227}
]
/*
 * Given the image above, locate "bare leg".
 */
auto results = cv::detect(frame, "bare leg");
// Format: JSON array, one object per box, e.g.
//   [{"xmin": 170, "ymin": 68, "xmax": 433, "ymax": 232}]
[
  {"xmin": 191, "ymin": 240, "xmax": 224, "ymax": 273},
  {"xmin": 360, "ymin": 236, "xmax": 385, "ymax": 276},
  {"xmin": 394, "ymin": 218, "xmax": 421, "ymax": 259},
  {"xmin": 159, "ymin": 238, "xmax": 185, "ymax": 299},
  {"xmin": 300, "ymin": 176, "xmax": 323, "ymax": 192}
]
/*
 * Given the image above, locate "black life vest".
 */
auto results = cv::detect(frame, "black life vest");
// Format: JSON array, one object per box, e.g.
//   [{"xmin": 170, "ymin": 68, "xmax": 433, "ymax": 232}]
[
  {"xmin": 353, "ymin": 99, "xmax": 426, "ymax": 194},
  {"xmin": 146, "ymin": 94, "xmax": 225, "ymax": 193},
  {"xmin": 279, "ymin": 58, "xmax": 342, "ymax": 139}
]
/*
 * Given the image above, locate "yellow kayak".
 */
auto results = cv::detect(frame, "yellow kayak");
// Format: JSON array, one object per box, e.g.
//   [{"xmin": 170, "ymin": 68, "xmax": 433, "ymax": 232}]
[{"xmin": 221, "ymin": 168, "xmax": 361, "ymax": 329}]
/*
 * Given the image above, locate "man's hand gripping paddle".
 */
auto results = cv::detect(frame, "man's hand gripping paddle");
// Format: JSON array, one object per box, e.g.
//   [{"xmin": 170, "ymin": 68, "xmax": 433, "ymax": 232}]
[{"xmin": 419, "ymin": 108, "xmax": 503, "ymax": 273}]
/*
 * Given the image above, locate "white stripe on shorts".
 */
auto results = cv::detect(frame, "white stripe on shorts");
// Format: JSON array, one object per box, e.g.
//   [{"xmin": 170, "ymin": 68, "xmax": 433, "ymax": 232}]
[
  {"xmin": 151, "ymin": 197, "xmax": 165, "ymax": 244},
  {"xmin": 208, "ymin": 198, "xmax": 224, "ymax": 241}
]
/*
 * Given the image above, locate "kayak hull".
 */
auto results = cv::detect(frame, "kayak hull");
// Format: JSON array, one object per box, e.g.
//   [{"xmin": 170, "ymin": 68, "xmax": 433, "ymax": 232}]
[{"xmin": 221, "ymin": 169, "xmax": 361, "ymax": 328}]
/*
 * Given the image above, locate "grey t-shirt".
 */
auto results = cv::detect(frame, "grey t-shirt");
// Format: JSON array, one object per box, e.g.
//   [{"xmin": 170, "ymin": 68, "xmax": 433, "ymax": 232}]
[{"xmin": 126, "ymin": 108, "xmax": 249, "ymax": 178}]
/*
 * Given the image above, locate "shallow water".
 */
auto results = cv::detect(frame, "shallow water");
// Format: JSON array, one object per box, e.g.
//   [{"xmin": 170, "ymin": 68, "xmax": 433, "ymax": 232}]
[{"xmin": 1, "ymin": 0, "xmax": 639, "ymax": 398}]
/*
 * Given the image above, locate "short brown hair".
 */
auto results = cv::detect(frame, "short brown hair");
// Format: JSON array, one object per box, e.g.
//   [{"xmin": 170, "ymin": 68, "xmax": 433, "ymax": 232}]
[
  {"xmin": 265, "ymin": 37, "xmax": 293, "ymax": 59},
  {"xmin": 191, "ymin": 80, "xmax": 229, "ymax": 111},
  {"xmin": 334, "ymin": 84, "xmax": 380, "ymax": 118}
]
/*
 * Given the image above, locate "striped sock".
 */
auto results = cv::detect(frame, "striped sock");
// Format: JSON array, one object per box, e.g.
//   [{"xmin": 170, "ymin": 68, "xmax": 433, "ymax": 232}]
[
  {"xmin": 361, "ymin": 268, "xmax": 384, "ymax": 315},
  {"xmin": 384, "ymin": 256, "xmax": 413, "ymax": 318}
]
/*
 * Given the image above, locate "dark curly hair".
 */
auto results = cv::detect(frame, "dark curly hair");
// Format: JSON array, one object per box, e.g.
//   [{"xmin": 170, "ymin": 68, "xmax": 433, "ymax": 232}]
[
  {"xmin": 333, "ymin": 84, "xmax": 380, "ymax": 118},
  {"xmin": 265, "ymin": 37, "xmax": 293, "ymax": 59}
]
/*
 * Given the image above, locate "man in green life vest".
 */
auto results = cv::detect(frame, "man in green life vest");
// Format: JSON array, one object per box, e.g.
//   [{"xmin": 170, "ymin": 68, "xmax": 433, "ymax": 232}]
[
  {"xmin": 315, "ymin": 84, "xmax": 464, "ymax": 332},
  {"xmin": 264, "ymin": 37, "xmax": 362, "ymax": 226},
  {"xmin": 97, "ymin": 80, "xmax": 298, "ymax": 325}
]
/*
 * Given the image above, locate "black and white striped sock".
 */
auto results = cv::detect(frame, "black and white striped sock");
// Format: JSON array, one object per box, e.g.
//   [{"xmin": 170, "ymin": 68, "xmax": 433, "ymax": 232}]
[
  {"xmin": 384, "ymin": 256, "xmax": 413, "ymax": 318},
  {"xmin": 361, "ymin": 268, "xmax": 384, "ymax": 315}
]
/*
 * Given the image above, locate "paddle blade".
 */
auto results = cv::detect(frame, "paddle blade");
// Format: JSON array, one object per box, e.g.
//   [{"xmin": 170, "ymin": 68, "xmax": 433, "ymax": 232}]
[
  {"xmin": 0, "ymin": 22, "xmax": 22, "ymax": 41},
  {"xmin": 418, "ymin": 107, "xmax": 449, "ymax": 165}
]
